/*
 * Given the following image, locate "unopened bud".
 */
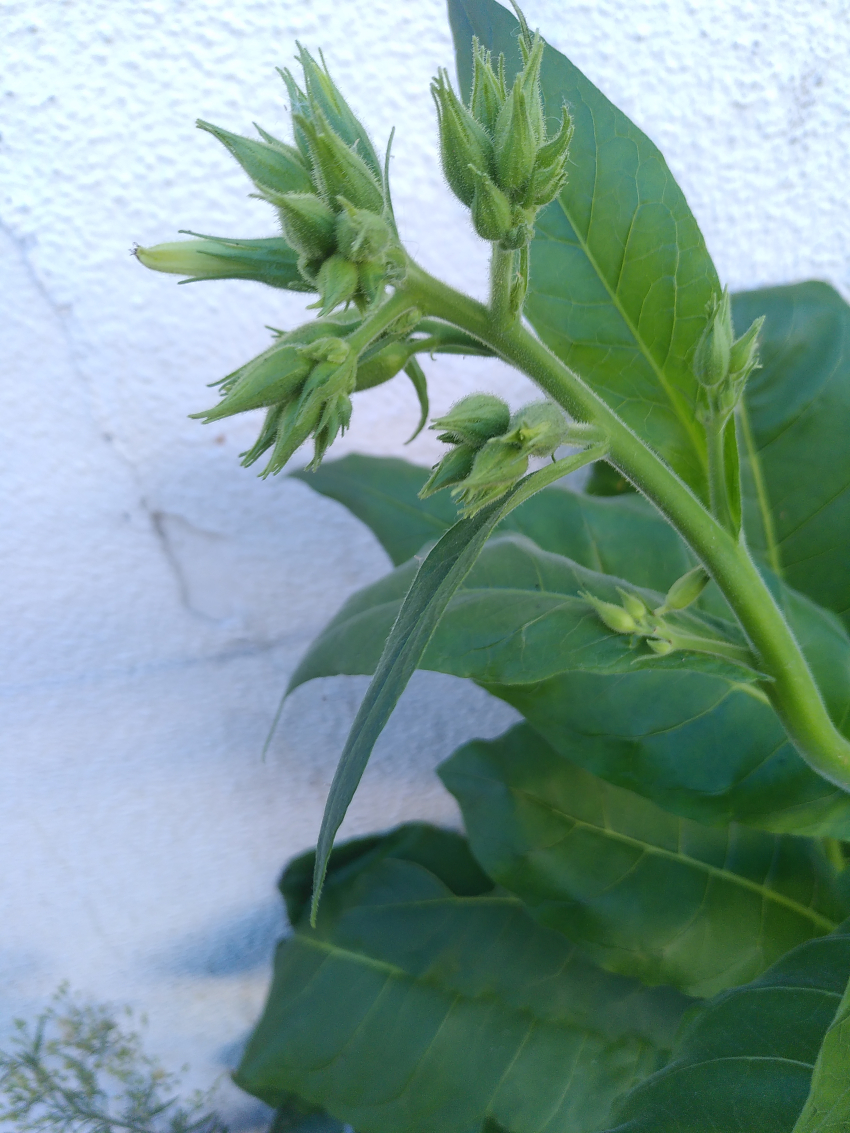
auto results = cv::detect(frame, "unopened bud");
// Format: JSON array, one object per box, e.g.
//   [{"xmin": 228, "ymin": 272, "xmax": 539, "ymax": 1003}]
[
  {"xmin": 309, "ymin": 389, "xmax": 353, "ymax": 469},
  {"xmin": 517, "ymin": 33, "xmax": 546, "ymax": 148},
  {"xmin": 355, "ymin": 340, "xmax": 415, "ymax": 390},
  {"xmin": 470, "ymin": 39, "xmax": 506, "ymax": 136},
  {"xmin": 500, "ymin": 207, "xmax": 536, "ymax": 250},
  {"xmin": 431, "ymin": 393, "xmax": 510, "ymax": 448},
  {"xmin": 297, "ymin": 112, "xmax": 384, "ymax": 214},
  {"xmin": 658, "ymin": 566, "xmax": 710, "ymax": 613},
  {"xmin": 134, "ymin": 236, "xmax": 308, "ymax": 291},
  {"xmin": 494, "ymin": 83, "xmax": 537, "ymax": 197},
  {"xmin": 294, "ymin": 45, "xmax": 382, "ymax": 178},
  {"xmin": 503, "ymin": 401, "xmax": 569, "ymax": 456},
  {"xmin": 523, "ymin": 107, "xmax": 573, "ymax": 208},
  {"xmin": 729, "ymin": 315, "xmax": 765, "ymax": 382},
  {"xmin": 356, "ymin": 259, "xmax": 387, "ymax": 306},
  {"xmin": 299, "ymin": 335, "xmax": 351, "ymax": 366},
  {"xmin": 335, "ymin": 201, "xmax": 392, "ymax": 262},
  {"xmin": 196, "ymin": 120, "xmax": 313, "ymax": 196},
  {"xmin": 431, "ymin": 70, "xmax": 495, "ymax": 208},
  {"xmin": 470, "ymin": 167, "xmax": 513, "ymax": 243},
  {"xmin": 274, "ymin": 193, "xmax": 337, "ymax": 260},
  {"xmin": 581, "ymin": 592, "xmax": 638, "ymax": 635},
  {"xmin": 617, "ymin": 588, "xmax": 650, "ymax": 623},
  {"xmin": 241, "ymin": 402, "xmax": 287, "ymax": 469},
  {"xmin": 191, "ymin": 342, "xmax": 311, "ymax": 422},
  {"xmin": 420, "ymin": 444, "xmax": 477, "ymax": 499},
  {"xmin": 455, "ymin": 438, "xmax": 529, "ymax": 513},
  {"xmin": 647, "ymin": 637, "xmax": 674, "ymax": 656},
  {"xmin": 314, "ymin": 254, "xmax": 359, "ymax": 314},
  {"xmin": 693, "ymin": 290, "xmax": 733, "ymax": 390}
]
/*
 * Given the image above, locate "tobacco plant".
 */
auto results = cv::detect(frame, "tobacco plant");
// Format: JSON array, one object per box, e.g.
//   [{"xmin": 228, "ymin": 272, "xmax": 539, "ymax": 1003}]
[{"xmin": 137, "ymin": 1, "xmax": 850, "ymax": 1129}]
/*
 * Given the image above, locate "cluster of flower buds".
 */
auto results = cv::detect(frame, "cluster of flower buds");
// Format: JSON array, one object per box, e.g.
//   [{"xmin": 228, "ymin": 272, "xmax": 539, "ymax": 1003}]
[
  {"xmin": 431, "ymin": 18, "xmax": 573, "ymax": 251},
  {"xmin": 190, "ymin": 307, "xmax": 425, "ymax": 476},
  {"xmin": 420, "ymin": 393, "xmax": 573, "ymax": 515},
  {"xmin": 693, "ymin": 289, "xmax": 764, "ymax": 426},
  {"xmin": 582, "ymin": 566, "xmax": 713, "ymax": 657},
  {"xmin": 137, "ymin": 45, "xmax": 401, "ymax": 314}
]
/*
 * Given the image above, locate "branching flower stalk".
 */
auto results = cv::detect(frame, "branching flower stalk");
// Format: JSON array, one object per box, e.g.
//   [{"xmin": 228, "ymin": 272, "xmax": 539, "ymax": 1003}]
[{"xmin": 135, "ymin": 5, "xmax": 850, "ymax": 818}]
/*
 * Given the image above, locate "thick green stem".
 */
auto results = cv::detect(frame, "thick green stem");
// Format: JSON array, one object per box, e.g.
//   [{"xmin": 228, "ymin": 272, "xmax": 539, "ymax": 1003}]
[
  {"xmin": 705, "ymin": 414, "xmax": 735, "ymax": 534},
  {"xmin": 402, "ymin": 260, "xmax": 850, "ymax": 793},
  {"xmin": 489, "ymin": 245, "xmax": 516, "ymax": 320}
]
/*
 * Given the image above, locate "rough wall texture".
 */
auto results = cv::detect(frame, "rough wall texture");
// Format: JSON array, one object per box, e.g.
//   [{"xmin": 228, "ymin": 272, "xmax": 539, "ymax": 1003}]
[{"xmin": 2, "ymin": 0, "xmax": 849, "ymax": 1125}]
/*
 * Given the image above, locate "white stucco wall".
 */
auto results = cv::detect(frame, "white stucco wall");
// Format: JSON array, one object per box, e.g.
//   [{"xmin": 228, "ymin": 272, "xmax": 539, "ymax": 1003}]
[{"xmin": 2, "ymin": 0, "xmax": 849, "ymax": 1125}]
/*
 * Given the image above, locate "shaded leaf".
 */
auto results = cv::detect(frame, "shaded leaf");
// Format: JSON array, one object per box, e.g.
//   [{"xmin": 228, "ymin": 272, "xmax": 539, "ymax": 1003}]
[
  {"xmin": 441, "ymin": 723, "xmax": 847, "ymax": 997},
  {"xmin": 792, "ymin": 967, "xmax": 850, "ymax": 1131},
  {"xmin": 735, "ymin": 283, "xmax": 850, "ymax": 629},
  {"xmin": 236, "ymin": 832, "xmax": 693, "ymax": 1133},
  {"xmin": 450, "ymin": 0, "xmax": 718, "ymax": 498},
  {"xmin": 604, "ymin": 921, "xmax": 850, "ymax": 1133}
]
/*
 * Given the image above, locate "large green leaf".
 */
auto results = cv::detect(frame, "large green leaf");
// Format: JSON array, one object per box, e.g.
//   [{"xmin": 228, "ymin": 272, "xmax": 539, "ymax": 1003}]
[
  {"xmin": 441, "ymin": 724, "xmax": 847, "ymax": 997},
  {"xmin": 735, "ymin": 283, "xmax": 850, "ymax": 627},
  {"xmin": 289, "ymin": 532, "xmax": 758, "ymax": 693},
  {"xmin": 603, "ymin": 921, "xmax": 850, "ymax": 1132},
  {"xmin": 235, "ymin": 827, "xmax": 693, "ymax": 1133},
  {"xmin": 792, "ymin": 966, "xmax": 850, "ymax": 1131},
  {"xmin": 450, "ymin": 0, "xmax": 718, "ymax": 499}
]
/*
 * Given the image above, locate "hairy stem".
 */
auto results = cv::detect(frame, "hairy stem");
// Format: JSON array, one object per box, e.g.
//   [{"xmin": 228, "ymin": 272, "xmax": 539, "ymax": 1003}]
[
  {"xmin": 401, "ymin": 260, "xmax": 850, "ymax": 792},
  {"xmin": 705, "ymin": 414, "xmax": 735, "ymax": 534},
  {"xmin": 489, "ymin": 245, "xmax": 516, "ymax": 320}
]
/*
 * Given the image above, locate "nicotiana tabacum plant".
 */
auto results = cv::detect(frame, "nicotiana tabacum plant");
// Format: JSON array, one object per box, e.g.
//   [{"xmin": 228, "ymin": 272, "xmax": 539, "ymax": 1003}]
[{"xmin": 135, "ymin": 0, "xmax": 850, "ymax": 1129}]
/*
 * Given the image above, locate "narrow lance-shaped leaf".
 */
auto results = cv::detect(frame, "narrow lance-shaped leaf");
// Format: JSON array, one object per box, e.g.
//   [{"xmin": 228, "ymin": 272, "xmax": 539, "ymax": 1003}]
[
  {"xmin": 307, "ymin": 444, "xmax": 607, "ymax": 919},
  {"xmin": 441, "ymin": 723, "xmax": 848, "ymax": 997}
]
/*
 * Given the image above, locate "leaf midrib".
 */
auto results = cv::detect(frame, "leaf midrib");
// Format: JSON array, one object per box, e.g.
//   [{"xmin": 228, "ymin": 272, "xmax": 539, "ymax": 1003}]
[
  {"xmin": 511, "ymin": 784, "xmax": 838, "ymax": 933},
  {"xmin": 550, "ymin": 193, "xmax": 708, "ymax": 477}
]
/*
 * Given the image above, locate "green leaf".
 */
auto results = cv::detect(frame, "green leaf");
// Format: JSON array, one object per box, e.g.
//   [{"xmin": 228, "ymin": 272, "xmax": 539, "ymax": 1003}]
[
  {"xmin": 235, "ymin": 831, "xmax": 694, "ymax": 1133},
  {"xmin": 450, "ymin": 0, "xmax": 719, "ymax": 498},
  {"xmin": 792, "ymin": 968, "xmax": 850, "ymax": 1131},
  {"xmin": 603, "ymin": 921, "xmax": 850, "ymax": 1132},
  {"xmin": 289, "ymin": 531, "xmax": 760, "ymax": 694},
  {"xmin": 290, "ymin": 456, "xmax": 456, "ymax": 567},
  {"xmin": 440, "ymin": 723, "xmax": 847, "ymax": 997},
  {"xmin": 735, "ymin": 283, "xmax": 850, "ymax": 628},
  {"xmin": 308, "ymin": 450, "xmax": 604, "ymax": 920}
]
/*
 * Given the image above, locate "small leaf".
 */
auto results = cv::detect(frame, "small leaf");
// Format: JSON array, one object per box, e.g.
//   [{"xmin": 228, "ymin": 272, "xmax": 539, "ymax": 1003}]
[
  {"xmin": 441, "ymin": 723, "xmax": 847, "ymax": 997},
  {"xmin": 792, "ymin": 968, "xmax": 850, "ymax": 1131}
]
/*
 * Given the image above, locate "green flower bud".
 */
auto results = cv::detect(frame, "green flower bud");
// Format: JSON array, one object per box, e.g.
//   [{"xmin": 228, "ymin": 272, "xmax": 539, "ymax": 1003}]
[
  {"xmin": 616, "ymin": 587, "xmax": 650, "ymax": 623},
  {"xmin": 356, "ymin": 259, "xmax": 388, "ymax": 306},
  {"xmin": 294, "ymin": 45, "xmax": 383, "ymax": 178},
  {"xmin": 134, "ymin": 235, "xmax": 313, "ymax": 292},
  {"xmin": 431, "ymin": 69, "xmax": 495, "ymax": 208},
  {"xmin": 534, "ymin": 105, "xmax": 574, "ymax": 174},
  {"xmin": 494, "ymin": 83, "xmax": 537, "ymax": 197},
  {"xmin": 517, "ymin": 31, "xmax": 546, "ymax": 146},
  {"xmin": 335, "ymin": 201, "xmax": 392, "ymax": 262},
  {"xmin": 276, "ymin": 312, "xmax": 362, "ymax": 347},
  {"xmin": 694, "ymin": 290, "xmax": 733, "ymax": 390},
  {"xmin": 313, "ymin": 254, "xmax": 359, "ymax": 314},
  {"xmin": 729, "ymin": 315, "xmax": 765, "ymax": 383},
  {"xmin": 274, "ymin": 193, "xmax": 337, "ymax": 260},
  {"xmin": 431, "ymin": 393, "xmax": 510, "ymax": 448},
  {"xmin": 191, "ymin": 342, "xmax": 311, "ymax": 422},
  {"xmin": 262, "ymin": 397, "xmax": 317, "ymax": 478},
  {"xmin": 647, "ymin": 637, "xmax": 674, "ymax": 656},
  {"xmin": 299, "ymin": 335, "xmax": 351, "ymax": 366},
  {"xmin": 502, "ymin": 400, "xmax": 569, "ymax": 456},
  {"xmin": 658, "ymin": 566, "xmax": 710, "ymax": 613},
  {"xmin": 310, "ymin": 389, "xmax": 353, "ymax": 469},
  {"xmin": 196, "ymin": 120, "xmax": 313, "ymax": 196},
  {"xmin": 581, "ymin": 591, "xmax": 638, "ymax": 635},
  {"xmin": 296, "ymin": 254, "xmax": 325, "ymax": 285},
  {"xmin": 470, "ymin": 39, "xmax": 506, "ymax": 135},
  {"xmin": 454, "ymin": 437, "xmax": 529, "ymax": 514},
  {"xmin": 297, "ymin": 112, "xmax": 384, "ymax": 214},
  {"xmin": 241, "ymin": 402, "xmax": 288, "ymax": 469},
  {"xmin": 419, "ymin": 444, "xmax": 477, "ymax": 499},
  {"xmin": 522, "ymin": 108, "xmax": 573, "ymax": 208},
  {"xmin": 500, "ymin": 206, "xmax": 536, "ymax": 250},
  {"xmin": 354, "ymin": 340, "xmax": 415, "ymax": 391},
  {"xmin": 278, "ymin": 68, "xmax": 313, "ymax": 164},
  {"xmin": 470, "ymin": 167, "xmax": 513, "ymax": 243}
]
